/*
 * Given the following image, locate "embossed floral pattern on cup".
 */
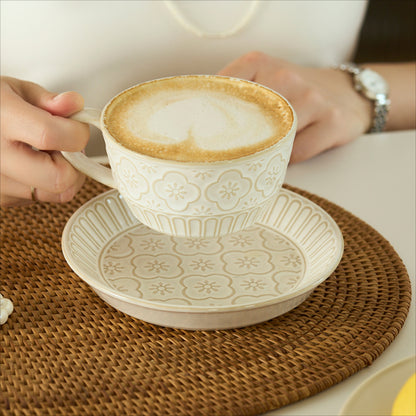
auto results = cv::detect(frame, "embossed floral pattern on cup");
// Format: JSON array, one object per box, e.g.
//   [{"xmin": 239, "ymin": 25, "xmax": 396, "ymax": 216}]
[
  {"xmin": 154, "ymin": 172, "xmax": 200, "ymax": 211},
  {"xmin": 255, "ymin": 154, "xmax": 286, "ymax": 197},
  {"xmin": 206, "ymin": 170, "xmax": 251, "ymax": 211},
  {"xmin": 115, "ymin": 158, "xmax": 149, "ymax": 199}
]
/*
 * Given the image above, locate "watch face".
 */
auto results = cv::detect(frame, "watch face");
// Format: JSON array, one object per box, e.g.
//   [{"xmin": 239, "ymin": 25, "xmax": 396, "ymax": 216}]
[{"xmin": 358, "ymin": 69, "xmax": 389, "ymax": 99}]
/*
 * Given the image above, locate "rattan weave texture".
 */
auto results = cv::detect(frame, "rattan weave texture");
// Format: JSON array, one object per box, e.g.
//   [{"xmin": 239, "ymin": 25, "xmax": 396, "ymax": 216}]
[{"xmin": 0, "ymin": 180, "xmax": 411, "ymax": 416}]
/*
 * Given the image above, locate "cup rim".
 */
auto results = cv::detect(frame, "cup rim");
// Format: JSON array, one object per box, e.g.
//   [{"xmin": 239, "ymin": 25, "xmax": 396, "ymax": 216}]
[{"xmin": 100, "ymin": 74, "xmax": 297, "ymax": 166}]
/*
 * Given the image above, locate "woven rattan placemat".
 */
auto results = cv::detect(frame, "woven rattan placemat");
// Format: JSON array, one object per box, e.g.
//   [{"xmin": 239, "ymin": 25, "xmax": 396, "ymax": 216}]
[{"xmin": 0, "ymin": 180, "xmax": 411, "ymax": 416}]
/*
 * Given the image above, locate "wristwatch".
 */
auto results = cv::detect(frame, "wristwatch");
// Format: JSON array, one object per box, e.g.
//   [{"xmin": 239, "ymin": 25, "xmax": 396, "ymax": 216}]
[{"xmin": 336, "ymin": 63, "xmax": 390, "ymax": 133}]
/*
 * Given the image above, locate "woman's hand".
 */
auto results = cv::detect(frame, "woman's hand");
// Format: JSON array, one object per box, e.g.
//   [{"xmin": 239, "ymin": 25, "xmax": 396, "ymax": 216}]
[
  {"xmin": 218, "ymin": 52, "xmax": 373, "ymax": 163},
  {"xmin": 1, "ymin": 76, "xmax": 89, "ymax": 206}
]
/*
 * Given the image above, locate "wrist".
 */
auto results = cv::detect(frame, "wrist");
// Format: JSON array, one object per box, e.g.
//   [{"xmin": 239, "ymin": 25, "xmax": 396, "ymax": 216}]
[{"xmin": 335, "ymin": 63, "xmax": 390, "ymax": 133}]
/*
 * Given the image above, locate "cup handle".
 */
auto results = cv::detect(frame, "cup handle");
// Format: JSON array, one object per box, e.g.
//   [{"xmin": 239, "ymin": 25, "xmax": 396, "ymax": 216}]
[{"xmin": 61, "ymin": 107, "xmax": 116, "ymax": 188}]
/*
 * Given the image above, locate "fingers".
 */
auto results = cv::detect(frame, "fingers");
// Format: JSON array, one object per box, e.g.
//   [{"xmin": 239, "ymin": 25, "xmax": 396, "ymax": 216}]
[
  {"xmin": 218, "ymin": 53, "xmax": 326, "ymax": 131},
  {"xmin": 1, "ymin": 90, "xmax": 90, "ymax": 152},
  {"xmin": 28, "ymin": 89, "xmax": 85, "ymax": 118},
  {"xmin": 0, "ymin": 77, "xmax": 89, "ymax": 207},
  {"xmin": 2, "ymin": 77, "xmax": 89, "ymax": 151},
  {"xmin": 217, "ymin": 51, "xmax": 269, "ymax": 80},
  {"xmin": 255, "ymin": 70, "xmax": 328, "ymax": 131},
  {"xmin": 1, "ymin": 167, "xmax": 85, "ymax": 206},
  {"xmin": 290, "ymin": 114, "xmax": 345, "ymax": 164},
  {"xmin": 1, "ymin": 140, "xmax": 84, "ymax": 194},
  {"xmin": 7, "ymin": 77, "xmax": 85, "ymax": 117},
  {"xmin": 218, "ymin": 53, "xmax": 348, "ymax": 164}
]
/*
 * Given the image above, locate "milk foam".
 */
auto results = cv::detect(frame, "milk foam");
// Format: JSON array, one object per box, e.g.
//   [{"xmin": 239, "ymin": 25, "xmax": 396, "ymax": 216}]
[
  {"xmin": 105, "ymin": 76, "xmax": 293, "ymax": 162},
  {"xmin": 125, "ymin": 90, "xmax": 275, "ymax": 151}
]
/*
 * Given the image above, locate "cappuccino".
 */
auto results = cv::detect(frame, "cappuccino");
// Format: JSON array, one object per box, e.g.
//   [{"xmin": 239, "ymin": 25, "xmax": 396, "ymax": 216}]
[{"xmin": 104, "ymin": 76, "xmax": 293, "ymax": 162}]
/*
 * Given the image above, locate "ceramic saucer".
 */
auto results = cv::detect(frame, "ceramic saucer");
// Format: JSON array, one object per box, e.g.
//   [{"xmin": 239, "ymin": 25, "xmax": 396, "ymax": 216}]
[{"xmin": 62, "ymin": 188, "xmax": 343, "ymax": 330}]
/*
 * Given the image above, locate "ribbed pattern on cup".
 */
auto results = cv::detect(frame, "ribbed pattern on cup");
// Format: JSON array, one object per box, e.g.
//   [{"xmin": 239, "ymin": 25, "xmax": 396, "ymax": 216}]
[{"xmin": 127, "ymin": 204, "xmax": 265, "ymax": 238}]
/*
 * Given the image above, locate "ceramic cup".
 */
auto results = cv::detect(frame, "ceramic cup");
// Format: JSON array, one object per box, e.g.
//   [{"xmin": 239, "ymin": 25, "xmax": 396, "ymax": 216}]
[{"xmin": 62, "ymin": 75, "xmax": 297, "ymax": 238}]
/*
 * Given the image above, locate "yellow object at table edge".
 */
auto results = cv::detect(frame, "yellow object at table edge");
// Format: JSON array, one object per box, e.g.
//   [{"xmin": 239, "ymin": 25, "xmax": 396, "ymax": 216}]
[{"xmin": 391, "ymin": 372, "xmax": 416, "ymax": 416}]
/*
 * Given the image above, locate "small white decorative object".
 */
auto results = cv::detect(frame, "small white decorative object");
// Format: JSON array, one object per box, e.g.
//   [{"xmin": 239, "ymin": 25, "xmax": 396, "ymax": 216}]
[{"xmin": 0, "ymin": 294, "xmax": 13, "ymax": 325}]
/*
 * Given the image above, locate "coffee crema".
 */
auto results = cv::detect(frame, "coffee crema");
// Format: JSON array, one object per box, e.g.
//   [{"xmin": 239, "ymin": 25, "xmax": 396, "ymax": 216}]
[{"xmin": 104, "ymin": 76, "xmax": 294, "ymax": 162}]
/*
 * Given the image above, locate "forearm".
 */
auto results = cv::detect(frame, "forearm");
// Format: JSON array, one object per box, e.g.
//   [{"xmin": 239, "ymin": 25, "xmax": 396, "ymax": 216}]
[{"xmin": 364, "ymin": 62, "xmax": 416, "ymax": 131}]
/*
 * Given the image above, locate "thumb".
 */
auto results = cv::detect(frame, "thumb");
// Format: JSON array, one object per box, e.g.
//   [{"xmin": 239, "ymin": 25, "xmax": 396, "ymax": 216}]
[
  {"xmin": 14, "ymin": 78, "xmax": 84, "ymax": 117},
  {"xmin": 43, "ymin": 91, "xmax": 85, "ymax": 117}
]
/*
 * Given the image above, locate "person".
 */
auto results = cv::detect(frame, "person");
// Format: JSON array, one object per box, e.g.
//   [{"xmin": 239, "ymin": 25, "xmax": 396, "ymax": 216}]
[{"xmin": 1, "ymin": 0, "xmax": 415, "ymax": 207}]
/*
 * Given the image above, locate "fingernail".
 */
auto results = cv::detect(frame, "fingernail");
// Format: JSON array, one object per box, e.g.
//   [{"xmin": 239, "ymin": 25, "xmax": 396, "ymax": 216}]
[{"xmin": 53, "ymin": 92, "xmax": 67, "ymax": 101}]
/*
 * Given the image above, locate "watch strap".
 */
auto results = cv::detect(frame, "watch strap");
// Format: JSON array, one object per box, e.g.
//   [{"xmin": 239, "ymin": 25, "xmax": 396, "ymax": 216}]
[{"xmin": 336, "ymin": 63, "xmax": 390, "ymax": 133}]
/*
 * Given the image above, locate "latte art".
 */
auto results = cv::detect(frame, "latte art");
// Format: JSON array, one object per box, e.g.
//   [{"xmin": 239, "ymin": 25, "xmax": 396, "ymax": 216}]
[
  {"xmin": 128, "ymin": 90, "xmax": 275, "ymax": 150},
  {"xmin": 104, "ymin": 76, "xmax": 293, "ymax": 162}
]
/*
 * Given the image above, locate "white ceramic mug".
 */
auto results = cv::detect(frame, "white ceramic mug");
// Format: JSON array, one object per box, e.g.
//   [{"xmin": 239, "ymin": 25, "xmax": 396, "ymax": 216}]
[{"xmin": 63, "ymin": 75, "xmax": 297, "ymax": 238}]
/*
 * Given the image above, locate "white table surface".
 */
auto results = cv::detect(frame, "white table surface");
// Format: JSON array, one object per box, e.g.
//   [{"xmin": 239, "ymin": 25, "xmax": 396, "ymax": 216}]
[{"xmin": 265, "ymin": 129, "xmax": 415, "ymax": 416}]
